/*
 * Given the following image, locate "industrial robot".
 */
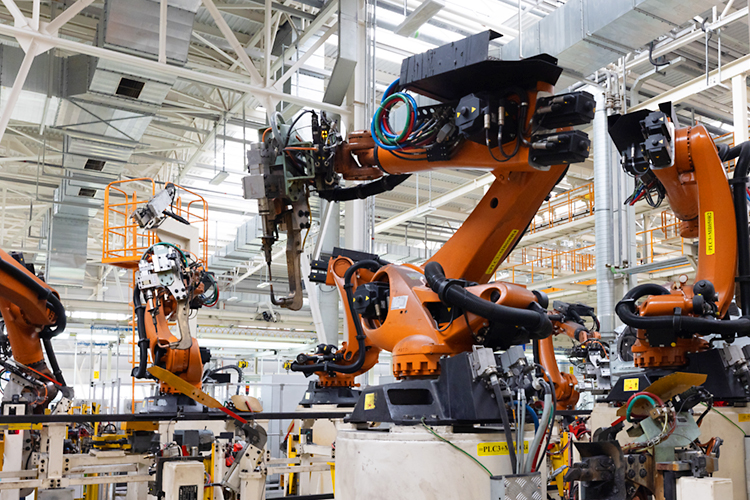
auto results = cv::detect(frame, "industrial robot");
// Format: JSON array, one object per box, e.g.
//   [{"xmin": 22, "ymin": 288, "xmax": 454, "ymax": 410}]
[
  {"xmin": 0, "ymin": 250, "xmax": 71, "ymax": 498},
  {"xmin": 244, "ymin": 30, "xmax": 602, "ymax": 497},
  {"xmin": 562, "ymin": 104, "xmax": 749, "ymax": 500},
  {"xmin": 129, "ymin": 183, "xmax": 218, "ymax": 414}
]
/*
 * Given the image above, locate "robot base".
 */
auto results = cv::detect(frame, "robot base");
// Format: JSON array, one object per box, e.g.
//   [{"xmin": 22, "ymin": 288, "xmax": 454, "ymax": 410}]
[
  {"xmin": 607, "ymin": 349, "xmax": 749, "ymax": 403},
  {"xmin": 299, "ymin": 380, "xmax": 361, "ymax": 407},
  {"xmin": 143, "ymin": 394, "xmax": 209, "ymax": 413},
  {"xmin": 347, "ymin": 350, "xmax": 525, "ymax": 425},
  {"xmin": 335, "ymin": 425, "xmax": 541, "ymax": 500}
]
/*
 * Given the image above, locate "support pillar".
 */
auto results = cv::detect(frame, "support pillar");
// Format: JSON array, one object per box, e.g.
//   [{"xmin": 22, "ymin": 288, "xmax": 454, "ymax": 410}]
[
  {"xmin": 343, "ymin": 0, "xmax": 368, "ymax": 253},
  {"xmin": 733, "ymin": 73, "xmax": 749, "ymax": 143},
  {"xmin": 317, "ymin": 200, "xmax": 340, "ymax": 343}
]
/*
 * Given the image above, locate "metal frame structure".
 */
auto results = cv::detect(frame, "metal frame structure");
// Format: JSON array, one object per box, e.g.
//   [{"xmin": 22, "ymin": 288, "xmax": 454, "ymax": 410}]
[{"xmin": 0, "ymin": 0, "xmax": 747, "ymax": 351}]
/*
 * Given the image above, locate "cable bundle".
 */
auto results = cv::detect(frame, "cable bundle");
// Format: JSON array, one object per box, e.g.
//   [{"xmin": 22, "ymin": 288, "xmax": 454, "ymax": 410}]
[
  {"xmin": 371, "ymin": 79, "xmax": 439, "ymax": 156},
  {"xmin": 625, "ymin": 177, "xmax": 665, "ymax": 208}
]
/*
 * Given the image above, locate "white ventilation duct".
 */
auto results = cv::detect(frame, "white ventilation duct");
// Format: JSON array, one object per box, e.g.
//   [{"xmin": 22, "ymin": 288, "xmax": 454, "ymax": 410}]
[
  {"xmin": 0, "ymin": 0, "xmax": 201, "ymax": 286},
  {"xmin": 501, "ymin": 0, "xmax": 718, "ymax": 87}
]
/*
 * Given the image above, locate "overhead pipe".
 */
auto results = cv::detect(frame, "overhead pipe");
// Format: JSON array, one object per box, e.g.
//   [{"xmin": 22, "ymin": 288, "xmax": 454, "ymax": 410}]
[{"xmin": 593, "ymin": 91, "xmax": 615, "ymax": 340}]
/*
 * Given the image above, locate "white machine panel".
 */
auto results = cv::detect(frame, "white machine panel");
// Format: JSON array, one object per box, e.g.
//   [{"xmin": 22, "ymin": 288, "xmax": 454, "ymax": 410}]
[{"xmin": 162, "ymin": 461, "xmax": 205, "ymax": 500}]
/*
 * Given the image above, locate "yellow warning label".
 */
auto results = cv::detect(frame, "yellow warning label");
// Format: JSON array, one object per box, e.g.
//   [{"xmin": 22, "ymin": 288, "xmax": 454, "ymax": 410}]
[
  {"xmin": 623, "ymin": 378, "xmax": 639, "ymax": 392},
  {"xmin": 705, "ymin": 211, "xmax": 715, "ymax": 256},
  {"xmin": 364, "ymin": 393, "xmax": 376, "ymax": 410},
  {"xmin": 486, "ymin": 229, "xmax": 519, "ymax": 275},
  {"xmin": 94, "ymin": 371, "xmax": 100, "ymax": 380},
  {"xmin": 738, "ymin": 414, "xmax": 750, "ymax": 422},
  {"xmin": 471, "ymin": 106, "xmax": 476, "ymax": 113},
  {"xmin": 238, "ymin": 360, "xmax": 248, "ymax": 369},
  {"xmin": 478, "ymin": 441, "xmax": 529, "ymax": 456}
]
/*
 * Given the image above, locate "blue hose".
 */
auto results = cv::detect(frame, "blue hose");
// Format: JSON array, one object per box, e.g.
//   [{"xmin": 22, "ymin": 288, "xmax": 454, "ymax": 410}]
[{"xmin": 512, "ymin": 401, "xmax": 540, "ymax": 432}]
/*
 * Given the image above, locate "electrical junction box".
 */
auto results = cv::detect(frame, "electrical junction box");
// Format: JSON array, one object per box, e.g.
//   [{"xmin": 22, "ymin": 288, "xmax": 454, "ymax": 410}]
[{"xmin": 162, "ymin": 461, "xmax": 205, "ymax": 500}]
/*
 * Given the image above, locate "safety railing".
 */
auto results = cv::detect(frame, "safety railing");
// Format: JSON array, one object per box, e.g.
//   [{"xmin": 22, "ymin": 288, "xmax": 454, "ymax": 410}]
[
  {"xmin": 500, "ymin": 244, "xmax": 596, "ymax": 284},
  {"xmin": 102, "ymin": 178, "xmax": 157, "ymax": 268},
  {"xmin": 102, "ymin": 179, "xmax": 209, "ymax": 268},
  {"xmin": 500, "ymin": 211, "xmax": 686, "ymax": 285},
  {"xmin": 527, "ymin": 182, "xmax": 594, "ymax": 235},
  {"xmin": 637, "ymin": 211, "xmax": 682, "ymax": 265}
]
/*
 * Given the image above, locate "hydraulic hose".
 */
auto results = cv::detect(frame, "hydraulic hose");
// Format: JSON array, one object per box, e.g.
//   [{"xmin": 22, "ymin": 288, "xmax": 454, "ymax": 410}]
[
  {"xmin": 615, "ymin": 284, "xmax": 750, "ymax": 335},
  {"xmin": 0, "ymin": 257, "xmax": 66, "ymax": 338},
  {"xmin": 132, "ymin": 285, "xmax": 150, "ymax": 379},
  {"xmin": 318, "ymin": 175, "xmax": 410, "ymax": 202},
  {"xmin": 525, "ymin": 385, "xmax": 552, "ymax": 473},
  {"xmin": 291, "ymin": 260, "xmax": 382, "ymax": 375},
  {"xmin": 491, "ymin": 378, "xmax": 518, "ymax": 473},
  {"xmin": 43, "ymin": 338, "xmax": 66, "ymax": 386},
  {"xmin": 203, "ymin": 364, "xmax": 244, "ymax": 382},
  {"xmin": 721, "ymin": 141, "xmax": 750, "ymax": 315},
  {"xmin": 423, "ymin": 261, "xmax": 552, "ymax": 338}
]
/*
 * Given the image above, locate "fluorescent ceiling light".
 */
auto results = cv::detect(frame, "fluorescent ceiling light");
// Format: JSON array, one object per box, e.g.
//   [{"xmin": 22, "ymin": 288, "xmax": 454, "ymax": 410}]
[
  {"xmin": 256, "ymin": 282, "xmax": 271, "ymax": 289},
  {"xmin": 209, "ymin": 170, "xmax": 230, "ymax": 185},
  {"xmin": 225, "ymin": 296, "xmax": 241, "ymax": 302},
  {"xmin": 394, "ymin": 0, "xmax": 445, "ymax": 37}
]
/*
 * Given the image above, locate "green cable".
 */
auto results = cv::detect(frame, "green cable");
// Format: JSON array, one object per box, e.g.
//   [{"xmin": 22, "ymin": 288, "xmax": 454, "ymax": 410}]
[
  {"xmin": 701, "ymin": 403, "xmax": 746, "ymax": 434},
  {"xmin": 374, "ymin": 94, "xmax": 414, "ymax": 146},
  {"xmin": 420, "ymin": 417, "xmax": 493, "ymax": 477},
  {"xmin": 626, "ymin": 394, "xmax": 658, "ymax": 422}
]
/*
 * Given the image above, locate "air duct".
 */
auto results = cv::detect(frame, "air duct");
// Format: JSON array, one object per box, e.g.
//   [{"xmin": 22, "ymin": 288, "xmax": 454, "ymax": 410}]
[
  {"xmin": 502, "ymin": 0, "xmax": 718, "ymax": 87},
  {"xmin": 0, "ymin": 0, "xmax": 201, "ymax": 286}
]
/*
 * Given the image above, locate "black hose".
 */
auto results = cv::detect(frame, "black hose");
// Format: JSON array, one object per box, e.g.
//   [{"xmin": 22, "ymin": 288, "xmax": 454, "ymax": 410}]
[
  {"xmin": 42, "ymin": 338, "xmax": 65, "ymax": 386},
  {"xmin": 726, "ymin": 141, "xmax": 750, "ymax": 315},
  {"xmin": 132, "ymin": 285, "xmax": 150, "ymax": 379},
  {"xmin": 291, "ymin": 260, "xmax": 382, "ymax": 375},
  {"xmin": 42, "ymin": 294, "xmax": 66, "ymax": 339},
  {"xmin": 423, "ymin": 261, "xmax": 552, "ymax": 338},
  {"xmin": 615, "ymin": 284, "xmax": 750, "ymax": 335},
  {"xmin": 203, "ymin": 364, "xmax": 243, "ymax": 382},
  {"xmin": 492, "ymin": 380, "xmax": 518, "ymax": 472},
  {"xmin": 0, "ymin": 257, "xmax": 65, "ymax": 338},
  {"xmin": 318, "ymin": 175, "xmax": 410, "ymax": 202}
]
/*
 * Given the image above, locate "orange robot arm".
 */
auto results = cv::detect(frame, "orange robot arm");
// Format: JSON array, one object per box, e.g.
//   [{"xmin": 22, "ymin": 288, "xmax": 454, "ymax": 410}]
[
  {"xmin": 291, "ymin": 78, "xmax": 595, "ymax": 382},
  {"xmin": 0, "ymin": 249, "xmax": 67, "ymax": 412},
  {"xmin": 542, "ymin": 302, "xmax": 602, "ymax": 410},
  {"xmin": 132, "ymin": 245, "xmax": 212, "ymax": 392},
  {"xmin": 610, "ymin": 109, "xmax": 745, "ymax": 368}
]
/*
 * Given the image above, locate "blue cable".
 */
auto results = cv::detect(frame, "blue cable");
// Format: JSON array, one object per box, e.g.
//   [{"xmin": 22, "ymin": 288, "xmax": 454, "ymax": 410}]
[
  {"xmin": 511, "ymin": 401, "xmax": 540, "ymax": 432},
  {"xmin": 382, "ymin": 78, "xmax": 400, "ymax": 102},
  {"xmin": 372, "ymin": 77, "xmax": 421, "ymax": 148}
]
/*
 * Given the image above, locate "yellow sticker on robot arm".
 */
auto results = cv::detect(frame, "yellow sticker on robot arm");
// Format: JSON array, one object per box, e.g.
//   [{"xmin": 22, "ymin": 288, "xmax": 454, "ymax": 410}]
[
  {"xmin": 486, "ymin": 229, "xmax": 519, "ymax": 276},
  {"xmin": 705, "ymin": 211, "xmax": 715, "ymax": 256}
]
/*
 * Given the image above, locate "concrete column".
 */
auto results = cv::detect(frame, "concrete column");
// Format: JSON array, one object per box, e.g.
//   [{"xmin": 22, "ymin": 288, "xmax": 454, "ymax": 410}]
[
  {"xmin": 318, "ymin": 200, "xmax": 341, "ymax": 343},
  {"xmin": 733, "ymin": 73, "xmax": 749, "ymax": 143},
  {"xmin": 343, "ymin": 0, "xmax": 368, "ymax": 252}
]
